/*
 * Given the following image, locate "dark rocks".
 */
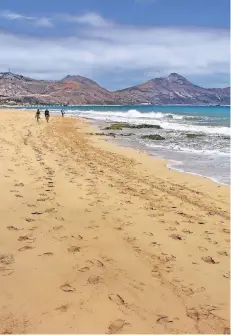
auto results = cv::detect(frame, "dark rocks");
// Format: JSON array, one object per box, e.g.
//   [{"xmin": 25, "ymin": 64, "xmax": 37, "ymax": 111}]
[
  {"xmin": 186, "ymin": 133, "xmax": 205, "ymax": 138},
  {"xmin": 130, "ymin": 124, "xmax": 162, "ymax": 129},
  {"xmin": 104, "ymin": 123, "xmax": 162, "ymax": 130},
  {"xmin": 141, "ymin": 134, "xmax": 165, "ymax": 140},
  {"xmin": 88, "ymin": 132, "xmax": 116, "ymax": 137},
  {"xmin": 104, "ymin": 123, "xmax": 128, "ymax": 130},
  {"xmin": 121, "ymin": 133, "xmax": 134, "ymax": 136}
]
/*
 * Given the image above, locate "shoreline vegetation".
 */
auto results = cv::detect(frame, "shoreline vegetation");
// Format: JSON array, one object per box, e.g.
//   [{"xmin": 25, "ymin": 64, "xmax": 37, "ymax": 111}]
[{"xmin": 0, "ymin": 109, "xmax": 230, "ymax": 334}]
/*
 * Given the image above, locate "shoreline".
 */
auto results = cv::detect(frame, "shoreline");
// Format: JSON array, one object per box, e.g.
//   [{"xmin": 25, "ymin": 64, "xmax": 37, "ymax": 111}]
[
  {"xmin": 1, "ymin": 104, "xmax": 230, "ymax": 108},
  {"xmin": 167, "ymin": 161, "xmax": 230, "ymax": 186},
  {"xmin": 0, "ymin": 109, "xmax": 230, "ymax": 334},
  {"xmin": 81, "ymin": 117, "xmax": 230, "ymax": 186},
  {"xmin": 2, "ymin": 107, "xmax": 230, "ymax": 185}
]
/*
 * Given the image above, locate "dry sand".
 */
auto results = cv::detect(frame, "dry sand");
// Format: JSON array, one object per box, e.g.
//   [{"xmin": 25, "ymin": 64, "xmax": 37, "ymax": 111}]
[{"xmin": 0, "ymin": 109, "xmax": 230, "ymax": 334}]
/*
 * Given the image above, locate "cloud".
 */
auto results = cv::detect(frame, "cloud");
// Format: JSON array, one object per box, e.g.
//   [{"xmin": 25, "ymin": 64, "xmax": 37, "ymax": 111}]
[
  {"xmin": 0, "ymin": 12, "xmax": 229, "ymax": 88},
  {"xmin": 0, "ymin": 10, "xmax": 53, "ymax": 28},
  {"xmin": 0, "ymin": 10, "xmax": 34, "ymax": 20},
  {"xmin": 36, "ymin": 18, "xmax": 53, "ymax": 28},
  {"xmin": 64, "ymin": 12, "xmax": 111, "ymax": 27}
]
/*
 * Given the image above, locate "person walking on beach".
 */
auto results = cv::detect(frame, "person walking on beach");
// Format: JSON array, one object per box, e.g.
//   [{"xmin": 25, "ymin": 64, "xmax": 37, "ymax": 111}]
[
  {"xmin": 44, "ymin": 109, "xmax": 50, "ymax": 123},
  {"xmin": 61, "ymin": 109, "xmax": 65, "ymax": 117},
  {"xmin": 35, "ymin": 109, "xmax": 40, "ymax": 122}
]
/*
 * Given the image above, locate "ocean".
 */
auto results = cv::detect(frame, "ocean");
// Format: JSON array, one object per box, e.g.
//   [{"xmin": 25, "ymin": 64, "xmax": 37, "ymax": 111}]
[{"xmin": 21, "ymin": 105, "xmax": 230, "ymax": 185}]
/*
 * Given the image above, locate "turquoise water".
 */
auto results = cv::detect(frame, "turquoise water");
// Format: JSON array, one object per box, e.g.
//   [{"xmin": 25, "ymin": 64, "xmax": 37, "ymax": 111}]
[{"xmin": 19, "ymin": 105, "xmax": 230, "ymax": 184}]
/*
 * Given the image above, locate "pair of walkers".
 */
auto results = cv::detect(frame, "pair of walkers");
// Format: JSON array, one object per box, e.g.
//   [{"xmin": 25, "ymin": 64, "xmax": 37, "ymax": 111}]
[{"xmin": 35, "ymin": 109, "xmax": 50, "ymax": 123}]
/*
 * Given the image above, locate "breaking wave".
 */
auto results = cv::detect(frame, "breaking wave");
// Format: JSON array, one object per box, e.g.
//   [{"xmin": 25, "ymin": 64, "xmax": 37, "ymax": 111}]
[{"xmin": 62, "ymin": 108, "xmax": 230, "ymax": 136}]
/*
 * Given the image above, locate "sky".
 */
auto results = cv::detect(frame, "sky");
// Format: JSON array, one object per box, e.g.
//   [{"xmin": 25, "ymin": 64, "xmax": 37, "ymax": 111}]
[{"xmin": 0, "ymin": 0, "xmax": 230, "ymax": 90}]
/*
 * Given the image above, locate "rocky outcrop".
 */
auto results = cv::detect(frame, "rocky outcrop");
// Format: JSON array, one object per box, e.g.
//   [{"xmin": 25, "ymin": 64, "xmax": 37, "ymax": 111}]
[{"xmin": 0, "ymin": 72, "xmax": 229, "ymax": 105}]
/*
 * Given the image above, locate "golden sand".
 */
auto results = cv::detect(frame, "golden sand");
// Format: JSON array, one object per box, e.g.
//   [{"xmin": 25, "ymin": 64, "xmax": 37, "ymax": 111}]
[{"xmin": 0, "ymin": 110, "xmax": 230, "ymax": 333}]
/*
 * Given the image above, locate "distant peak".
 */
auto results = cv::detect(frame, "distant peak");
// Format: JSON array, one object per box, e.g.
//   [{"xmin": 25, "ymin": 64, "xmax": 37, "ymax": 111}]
[
  {"xmin": 167, "ymin": 73, "xmax": 188, "ymax": 84},
  {"xmin": 168, "ymin": 72, "xmax": 185, "ymax": 79},
  {"xmin": 61, "ymin": 75, "xmax": 101, "ymax": 87},
  {"xmin": 0, "ymin": 72, "xmax": 33, "ymax": 81}
]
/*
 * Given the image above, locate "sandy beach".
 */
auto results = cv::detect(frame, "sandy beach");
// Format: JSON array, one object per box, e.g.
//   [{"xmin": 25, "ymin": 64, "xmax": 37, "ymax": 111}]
[{"xmin": 0, "ymin": 109, "xmax": 230, "ymax": 334}]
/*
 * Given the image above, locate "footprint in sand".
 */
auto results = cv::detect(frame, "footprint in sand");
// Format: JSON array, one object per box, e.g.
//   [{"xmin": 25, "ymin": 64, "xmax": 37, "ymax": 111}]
[
  {"xmin": 67, "ymin": 246, "xmax": 80, "ymax": 253},
  {"xmin": 14, "ymin": 183, "xmax": 24, "ymax": 187},
  {"xmin": 18, "ymin": 235, "xmax": 35, "ymax": 242},
  {"xmin": 166, "ymin": 227, "xmax": 177, "ymax": 232},
  {"xmin": 108, "ymin": 319, "xmax": 129, "ymax": 334},
  {"xmin": 198, "ymin": 246, "xmax": 208, "ymax": 252},
  {"xmin": 108, "ymin": 294, "xmax": 125, "ymax": 305},
  {"xmin": 38, "ymin": 252, "xmax": 54, "ymax": 257},
  {"xmin": 223, "ymin": 272, "xmax": 230, "ymax": 279},
  {"xmin": 170, "ymin": 234, "xmax": 185, "ymax": 240},
  {"xmin": 78, "ymin": 266, "xmax": 90, "ymax": 272},
  {"xmin": 55, "ymin": 304, "xmax": 70, "ymax": 312},
  {"xmin": 45, "ymin": 208, "xmax": 56, "ymax": 214},
  {"xmin": 28, "ymin": 226, "xmax": 38, "ymax": 231},
  {"xmin": 0, "ymin": 254, "xmax": 15, "ymax": 265},
  {"xmin": 217, "ymin": 251, "xmax": 228, "ymax": 256},
  {"xmin": 182, "ymin": 229, "xmax": 193, "ymax": 234},
  {"xmin": 50, "ymin": 225, "xmax": 63, "ymax": 231},
  {"xmin": 18, "ymin": 246, "xmax": 34, "ymax": 252},
  {"xmin": 25, "ymin": 217, "xmax": 35, "ymax": 222},
  {"xmin": 222, "ymin": 228, "xmax": 230, "ymax": 234},
  {"xmin": 0, "ymin": 266, "xmax": 14, "ymax": 276},
  {"xmin": 143, "ymin": 232, "xmax": 154, "ymax": 236},
  {"xmin": 202, "ymin": 256, "xmax": 219, "ymax": 264},
  {"xmin": 150, "ymin": 241, "xmax": 161, "ymax": 247},
  {"xmin": 156, "ymin": 315, "xmax": 173, "ymax": 324},
  {"xmin": 7, "ymin": 226, "xmax": 23, "ymax": 231},
  {"xmin": 181, "ymin": 286, "xmax": 194, "ymax": 296},
  {"xmin": 114, "ymin": 226, "xmax": 123, "ymax": 231},
  {"xmin": 96, "ymin": 260, "xmax": 104, "ymax": 267},
  {"xmin": 60, "ymin": 283, "xmax": 76, "ymax": 292},
  {"xmin": 88, "ymin": 275, "xmax": 101, "ymax": 285},
  {"xmin": 186, "ymin": 308, "xmax": 200, "ymax": 321}
]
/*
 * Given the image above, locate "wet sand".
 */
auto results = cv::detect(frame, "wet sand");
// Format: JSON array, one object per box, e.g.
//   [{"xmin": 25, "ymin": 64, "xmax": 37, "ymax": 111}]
[{"xmin": 0, "ymin": 110, "xmax": 230, "ymax": 334}]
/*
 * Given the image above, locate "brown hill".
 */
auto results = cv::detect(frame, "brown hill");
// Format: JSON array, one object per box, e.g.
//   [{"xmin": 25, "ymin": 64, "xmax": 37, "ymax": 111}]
[
  {"xmin": 0, "ymin": 72, "xmax": 229, "ymax": 105},
  {"xmin": 114, "ymin": 73, "xmax": 230, "ymax": 105}
]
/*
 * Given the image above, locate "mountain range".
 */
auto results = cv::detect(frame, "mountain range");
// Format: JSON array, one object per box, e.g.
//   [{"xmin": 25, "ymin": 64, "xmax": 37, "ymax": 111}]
[{"xmin": 0, "ymin": 72, "xmax": 229, "ymax": 105}]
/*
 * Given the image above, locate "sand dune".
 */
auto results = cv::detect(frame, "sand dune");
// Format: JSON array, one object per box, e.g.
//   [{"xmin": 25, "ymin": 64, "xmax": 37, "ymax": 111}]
[{"xmin": 0, "ymin": 110, "xmax": 230, "ymax": 334}]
